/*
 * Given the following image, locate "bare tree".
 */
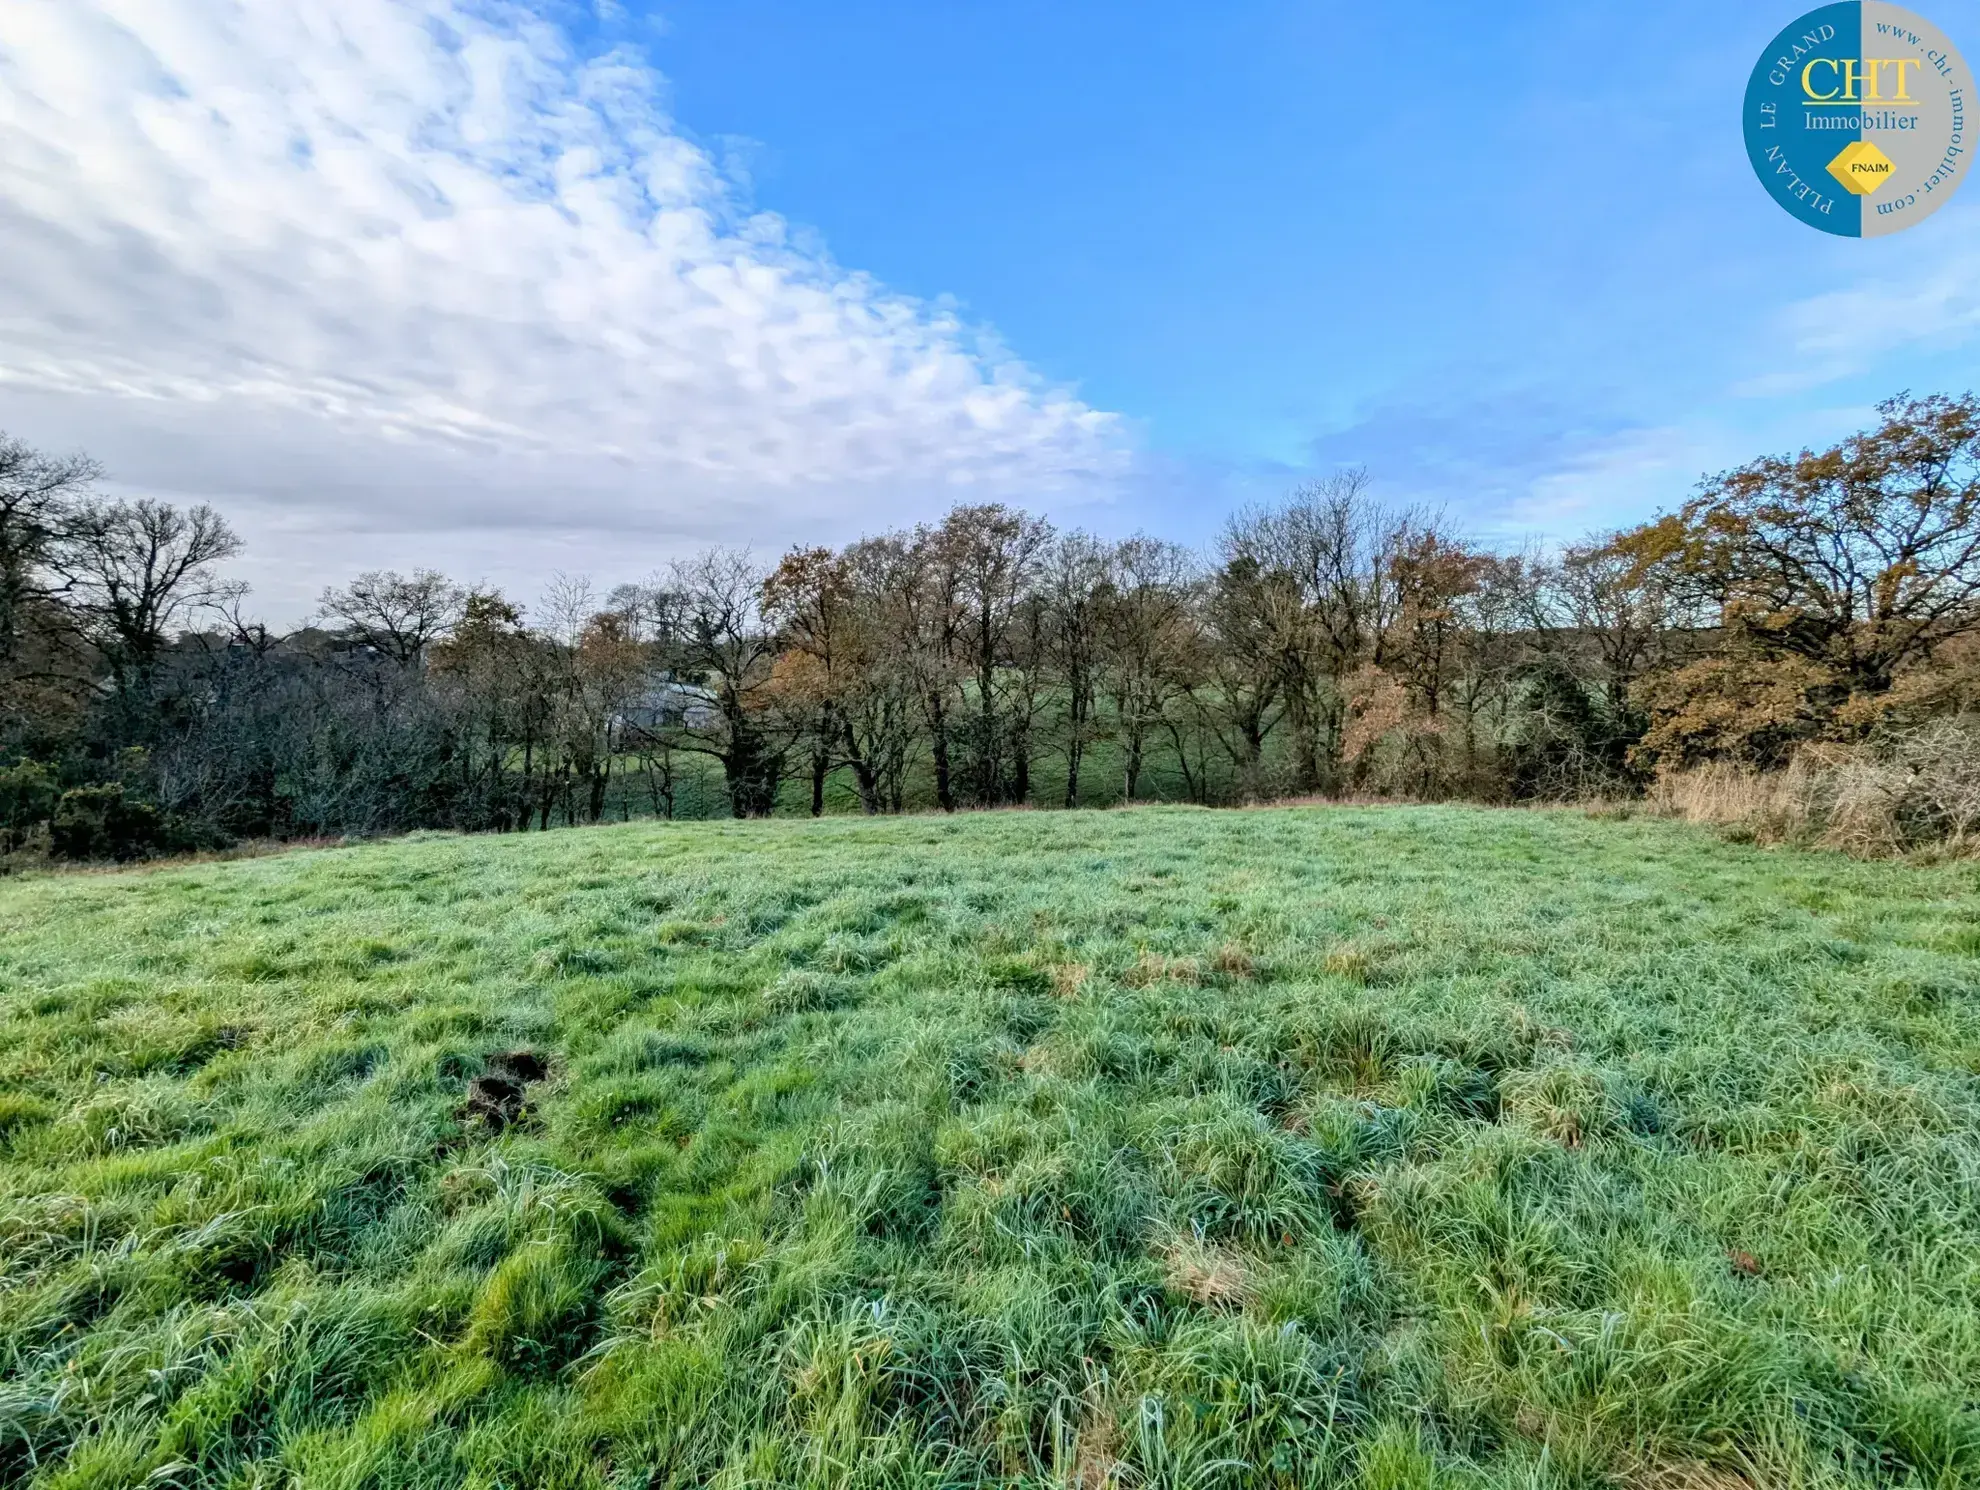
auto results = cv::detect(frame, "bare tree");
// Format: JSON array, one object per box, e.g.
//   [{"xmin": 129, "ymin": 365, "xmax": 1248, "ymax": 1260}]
[
  {"xmin": 429, "ymin": 589, "xmax": 538, "ymax": 830},
  {"xmin": 605, "ymin": 578, "xmax": 684, "ymax": 648},
  {"xmin": 1518, "ymin": 534, "xmax": 1690, "ymax": 782},
  {"xmin": 837, "ymin": 535, "xmax": 929, "ymax": 813},
  {"xmin": 54, "ymin": 498, "xmax": 241, "ymax": 688},
  {"xmin": 671, "ymin": 548, "xmax": 787, "ymax": 817},
  {"xmin": 0, "ymin": 435, "xmax": 97, "ymax": 657},
  {"xmin": 0, "ymin": 435, "xmax": 100, "ymax": 739},
  {"xmin": 531, "ymin": 574, "xmax": 630, "ymax": 825},
  {"xmin": 933, "ymin": 504, "xmax": 1052, "ymax": 805},
  {"xmin": 574, "ymin": 614, "xmax": 651, "ymax": 823},
  {"xmin": 897, "ymin": 528, "xmax": 965, "ymax": 811},
  {"xmin": 596, "ymin": 578, "xmax": 687, "ymax": 820},
  {"xmin": 319, "ymin": 569, "xmax": 467, "ymax": 668},
  {"xmin": 1219, "ymin": 469, "xmax": 1404, "ymax": 793},
  {"xmin": 1190, "ymin": 552, "xmax": 1286, "ymax": 799},
  {"xmin": 1099, "ymin": 536, "xmax": 1200, "ymax": 802},
  {"xmin": 1040, "ymin": 531, "xmax": 1113, "ymax": 807},
  {"xmin": 763, "ymin": 546, "xmax": 854, "ymax": 817}
]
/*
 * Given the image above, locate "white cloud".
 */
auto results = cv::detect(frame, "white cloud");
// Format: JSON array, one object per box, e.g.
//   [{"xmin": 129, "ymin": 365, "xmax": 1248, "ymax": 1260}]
[
  {"xmin": 1733, "ymin": 204, "xmax": 1980, "ymax": 397},
  {"xmin": 1498, "ymin": 425, "xmax": 1710, "ymax": 533},
  {"xmin": 0, "ymin": 0, "xmax": 1128, "ymax": 614},
  {"xmin": 1492, "ymin": 409, "xmax": 1886, "ymax": 540}
]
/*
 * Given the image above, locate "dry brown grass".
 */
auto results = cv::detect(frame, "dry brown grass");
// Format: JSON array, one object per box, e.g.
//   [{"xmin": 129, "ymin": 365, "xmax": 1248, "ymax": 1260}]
[
  {"xmin": 1159, "ymin": 1232, "xmax": 1256, "ymax": 1309},
  {"xmin": 1650, "ymin": 761, "xmax": 1810, "ymax": 837},
  {"xmin": 1649, "ymin": 719, "xmax": 1980, "ymax": 858},
  {"xmin": 1049, "ymin": 962, "xmax": 1090, "ymax": 999},
  {"xmin": 1073, "ymin": 1408, "xmax": 1120, "ymax": 1490},
  {"xmin": 1626, "ymin": 1457, "xmax": 1758, "ymax": 1490},
  {"xmin": 1121, "ymin": 951, "xmax": 1201, "ymax": 988},
  {"xmin": 1322, "ymin": 943, "xmax": 1378, "ymax": 983},
  {"xmin": 1211, "ymin": 941, "xmax": 1255, "ymax": 978}
]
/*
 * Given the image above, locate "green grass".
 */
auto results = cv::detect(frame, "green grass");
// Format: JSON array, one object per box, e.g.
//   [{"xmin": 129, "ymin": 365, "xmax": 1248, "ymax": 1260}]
[{"xmin": 2, "ymin": 806, "xmax": 1978, "ymax": 1489}]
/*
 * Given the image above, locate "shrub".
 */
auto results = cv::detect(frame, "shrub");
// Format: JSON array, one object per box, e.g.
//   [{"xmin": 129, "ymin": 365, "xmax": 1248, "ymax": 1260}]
[
  {"xmin": 0, "ymin": 759, "xmax": 58, "ymax": 852},
  {"xmin": 48, "ymin": 783, "xmax": 190, "ymax": 862}
]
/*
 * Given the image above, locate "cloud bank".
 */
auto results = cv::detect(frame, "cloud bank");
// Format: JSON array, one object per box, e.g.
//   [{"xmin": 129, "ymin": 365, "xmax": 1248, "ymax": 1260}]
[{"xmin": 0, "ymin": 0, "xmax": 1128, "ymax": 611}]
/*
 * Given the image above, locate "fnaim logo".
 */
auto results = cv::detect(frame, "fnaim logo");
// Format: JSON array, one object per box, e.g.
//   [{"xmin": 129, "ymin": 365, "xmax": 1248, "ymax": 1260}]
[{"xmin": 1744, "ymin": 3, "xmax": 1971, "ymax": 235}]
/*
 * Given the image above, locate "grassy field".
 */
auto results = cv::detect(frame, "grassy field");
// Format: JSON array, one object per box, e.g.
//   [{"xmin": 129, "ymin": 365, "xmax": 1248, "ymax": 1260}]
[{"xmin": 2, "ymin": 807, "xmax": 1978, "ymax": 1490}]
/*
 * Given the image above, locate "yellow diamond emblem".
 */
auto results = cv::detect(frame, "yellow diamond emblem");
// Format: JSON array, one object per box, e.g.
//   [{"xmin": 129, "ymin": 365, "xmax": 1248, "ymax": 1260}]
[{"xmin": 1827, "ymin": 139, "xmax": 1896, "ymax": 196}]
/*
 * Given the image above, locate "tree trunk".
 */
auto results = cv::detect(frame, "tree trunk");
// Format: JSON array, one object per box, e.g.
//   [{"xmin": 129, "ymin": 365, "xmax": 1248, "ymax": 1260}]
[
  {"xmin": 850, "ymin": 756, "xmax": 881, "ymax": 815},
  {"xmin": 1287, "ymin": 686, "xmax": 1323, "ymax": 794},
  {"xmin": 1063, "ymin": 699, "xmax": 1084, "ymax": 809},
  {"xmin": 977, "ymin": 602, "xmax": 997, "ymax": 805},
  {"xmin": 928, "ymin": 692, "xmax": 956, "ymax": 812},
  {"xmin": 1164, "ymin": 716, "xmax": 1199, "ymax": 805}
]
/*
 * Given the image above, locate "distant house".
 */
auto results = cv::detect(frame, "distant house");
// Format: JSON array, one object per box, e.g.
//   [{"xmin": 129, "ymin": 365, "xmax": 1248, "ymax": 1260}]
[{"xmin": 614, "ymin": 676, "xmax": 719, "ymax": 740}]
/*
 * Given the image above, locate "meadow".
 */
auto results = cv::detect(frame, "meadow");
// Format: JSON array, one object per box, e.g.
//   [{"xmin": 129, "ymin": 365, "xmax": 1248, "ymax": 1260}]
[{"xmin": 1, "ymin": 806, "xmax": 1977, "ymax": 1489}]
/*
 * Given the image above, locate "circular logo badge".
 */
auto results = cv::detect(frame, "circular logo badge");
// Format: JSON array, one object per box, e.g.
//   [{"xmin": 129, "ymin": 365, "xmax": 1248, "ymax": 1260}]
[{"xmin": 1744, "ymin": 3, "xmax": 1972, "ymax": 235}]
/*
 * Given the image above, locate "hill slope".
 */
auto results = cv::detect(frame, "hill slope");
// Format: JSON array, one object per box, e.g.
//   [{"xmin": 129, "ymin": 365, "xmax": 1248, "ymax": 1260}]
[{"xmin": 2, "ymin": 807, "xmax": 1978, "ymax": 1488}]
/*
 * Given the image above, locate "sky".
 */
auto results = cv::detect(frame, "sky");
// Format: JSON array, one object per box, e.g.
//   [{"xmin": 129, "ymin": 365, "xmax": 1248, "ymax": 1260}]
[{"xmin": 2, "ymin": 0, "xmax": 1978, "ymax": 619}]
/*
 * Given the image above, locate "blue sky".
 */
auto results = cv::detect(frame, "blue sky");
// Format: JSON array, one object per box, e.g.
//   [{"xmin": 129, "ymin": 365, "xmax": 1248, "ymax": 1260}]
[
  {"xmin": 2, "ymin": 0, "xmax": 1977, "ymax": 610},
  {"xmin": 625, "ymin": 0, "xmax": 1980, "ymax": 538}
]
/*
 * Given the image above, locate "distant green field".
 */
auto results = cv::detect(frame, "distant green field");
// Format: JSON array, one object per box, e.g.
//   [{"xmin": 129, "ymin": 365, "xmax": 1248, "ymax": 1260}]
[{"xmin": 3, "ymin": 808, "xmax": 1978, "ymax": 1489}]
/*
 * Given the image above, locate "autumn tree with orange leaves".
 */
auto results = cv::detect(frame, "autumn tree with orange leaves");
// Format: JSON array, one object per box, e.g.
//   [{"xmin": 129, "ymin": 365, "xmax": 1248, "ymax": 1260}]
[{"xmin": 1611, "ymin": 394, "xmax": 1980, "ymax": 766}]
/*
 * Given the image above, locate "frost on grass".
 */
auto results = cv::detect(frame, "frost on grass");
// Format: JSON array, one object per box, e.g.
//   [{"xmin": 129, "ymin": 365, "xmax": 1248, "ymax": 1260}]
[{"xmin": 1, "ymin": 805, "xmax": 1977, "ymax": 1487}]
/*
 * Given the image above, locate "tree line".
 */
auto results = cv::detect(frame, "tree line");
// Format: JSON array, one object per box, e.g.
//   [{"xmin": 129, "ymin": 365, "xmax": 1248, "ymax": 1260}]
[{"xmin": 3, "ymin": 392, "xmax": 1978, "ymax": 860}]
